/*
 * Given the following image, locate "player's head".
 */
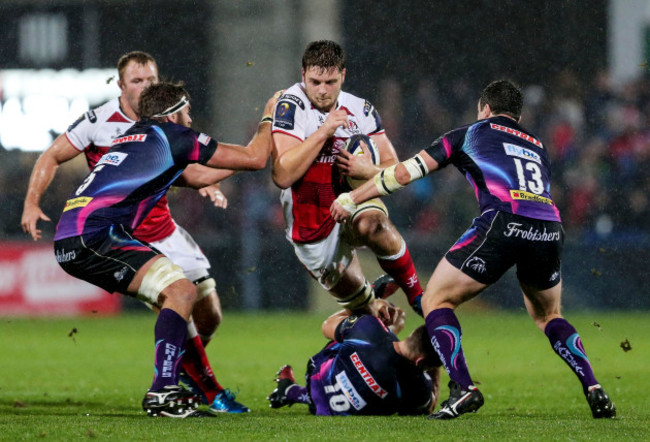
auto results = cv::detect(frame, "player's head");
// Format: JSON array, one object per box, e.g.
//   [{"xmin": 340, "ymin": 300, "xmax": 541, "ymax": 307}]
[
  {"xmin": 139, "ymin": 82, "xmax": 192, "ymax": 127},
  {"xmin": 403, "ymin": 325, "xmax": 441, "ymax": 370},
  {"xmin": 478, "ymin": 79, "xmax": 523, "ymax": 121},
  {"xmin": 301, "ymin": 40, "xmax": 346, "ymax": 112},
  {"xmin": 117, "ymin": 51, "xmax": 159, "ymax": 117}
]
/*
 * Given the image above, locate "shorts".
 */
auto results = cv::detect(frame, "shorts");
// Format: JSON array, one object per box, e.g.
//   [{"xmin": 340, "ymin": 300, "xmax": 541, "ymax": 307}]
[
  {"xmin": 292, "ymin": 199, "xmax": 387, "ymax": 290},
  {"xmin": 445, "ymin": 210, "xmax": 564, "ymax": 290},
  {"xmin": 53, "ymin": 225, "xmax": 160, "ymax": 296},
  {"xmin": 149, "ymin": 223, "xmax": 210, "ymax": 282}
]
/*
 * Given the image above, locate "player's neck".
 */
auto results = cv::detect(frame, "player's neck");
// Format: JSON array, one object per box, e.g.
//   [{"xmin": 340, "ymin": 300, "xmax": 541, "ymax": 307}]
[{"xmin": 119, "ymin": 95, "xmax": 139, "ymax": 121}]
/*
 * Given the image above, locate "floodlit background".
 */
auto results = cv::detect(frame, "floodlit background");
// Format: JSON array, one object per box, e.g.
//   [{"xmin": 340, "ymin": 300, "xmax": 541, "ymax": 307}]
[{"xmin": 0, "ymin": 0, "xmax": 649, "ymax": 314}]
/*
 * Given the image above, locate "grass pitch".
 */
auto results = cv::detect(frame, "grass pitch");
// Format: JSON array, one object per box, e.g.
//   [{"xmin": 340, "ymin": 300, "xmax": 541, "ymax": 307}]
[{"xmin": 0, "ymin": 310, "xmax": 648, "ymax": 440}]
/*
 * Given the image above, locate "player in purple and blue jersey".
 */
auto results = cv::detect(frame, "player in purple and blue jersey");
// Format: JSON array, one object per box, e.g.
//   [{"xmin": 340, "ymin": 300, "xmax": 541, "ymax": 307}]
[
  {"xmin": 330, "ymin": 80, "xmax": 616, "ymax": 420},
  {"xmin": 53, "ymin": 82, "xmax": 279, "ymax": 418},
  {"xmin": 268, "ymin": 304, "xmax": 441, "ymax": 416}
]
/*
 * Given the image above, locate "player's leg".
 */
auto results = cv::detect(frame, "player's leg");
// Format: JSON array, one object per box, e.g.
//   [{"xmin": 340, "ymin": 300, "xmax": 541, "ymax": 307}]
[
  {"xmin": 521, "ymin": 281, "xmax": 616, "ymax": 418},
  {"xmin": 267, "ymin": 365, "xmax": 310, "ymax": 408},
  {"xmin": 350, "ymin": 202, "xmax": 424, "ymax": 314},
  {"xmin": 420, "ymin": 257, "xmax": 486, "ymax": 419},
  {"xmin": 191, "ymin": 283, "xmax": 222, "ymax": 346}
]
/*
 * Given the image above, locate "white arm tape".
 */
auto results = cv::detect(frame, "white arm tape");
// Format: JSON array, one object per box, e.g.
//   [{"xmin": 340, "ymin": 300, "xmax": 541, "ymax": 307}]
[
  {"xmin": 402, "ymin": 154, "xmax": 430, "ymax": 181},
  {"xmin": 335, "ymin": 192, "xmax": 358, "ymax": 214},
  {"xmin": 374, "ymin": 164, "xmax": 403, "ymax": 195}
]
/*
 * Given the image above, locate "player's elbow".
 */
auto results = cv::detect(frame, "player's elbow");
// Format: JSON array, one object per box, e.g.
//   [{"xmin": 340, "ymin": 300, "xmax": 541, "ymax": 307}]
[{"xmin": 271, "ymin": 171, "xmax": 292, "ymax": 189}]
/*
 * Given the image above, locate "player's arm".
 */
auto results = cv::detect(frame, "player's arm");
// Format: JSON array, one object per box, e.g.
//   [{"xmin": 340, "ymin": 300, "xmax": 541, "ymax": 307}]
[
  {"xmin": 271, "ymin": 109, "xmax": 349, "ymax": 189},
  {"xmin": 21, "ymin": 134, "xmax": 82, "ymax": 240},
  {"xmin": 176, "ymin": 163, "xmax": 236, "ymax": 188},
  {"xmin": 203, "ymin": 93, "xmax": 279, "ymax": 171},
  {"xmin": 321, "ymin": 299, "xmax": 403, "ymax": 339},
  {"xmin": 427, "ymin": 365, "xmax": 442, "ymax": 412},
  {"xmin": 330, "ymin": 149, "xmax": 439, "ymax": 222}
]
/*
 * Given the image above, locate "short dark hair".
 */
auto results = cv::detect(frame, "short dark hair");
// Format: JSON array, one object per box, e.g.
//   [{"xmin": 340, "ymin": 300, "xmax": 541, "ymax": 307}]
[
  {"xmin": 405, "ymin": 325, "xmax": 441, "ymax": 370},
  {"xmin": 117, "ymin": 51, "xmax": 157, "ymax": 81},
  {"xmin": 302, "ymin": 40, "xmax": 346, "ymax": 72},
  {"xmin": 138, "ymin": 82, "xmax": 190, "ymax": 119},
  {"xmin": 479, "ymin": 79, "xmax": 523, "ymax": 120}
]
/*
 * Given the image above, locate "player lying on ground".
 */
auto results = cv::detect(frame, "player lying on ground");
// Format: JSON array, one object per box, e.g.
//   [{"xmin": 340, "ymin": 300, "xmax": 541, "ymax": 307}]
[{"xmin": 267, "ymin": 300, "xmax": 441, "ymax": 415}]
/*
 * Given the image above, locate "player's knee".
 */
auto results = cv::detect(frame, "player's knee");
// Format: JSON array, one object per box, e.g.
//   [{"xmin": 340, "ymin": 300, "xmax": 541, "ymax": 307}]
[
  {"xmin": 354, "ymin": 214, "xmax": 391, "ymax": 241},
  {"xmin": 138, "ymin": 257, "xmax": 187, "ymax": 307}
]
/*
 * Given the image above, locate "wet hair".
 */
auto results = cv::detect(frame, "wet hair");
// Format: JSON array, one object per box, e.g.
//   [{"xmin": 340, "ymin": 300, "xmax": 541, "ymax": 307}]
[
  {"xmin": 117, "ymin": 51, "xmax": 157, "ymax": 81},
  {"xmin": 404, "ymin": 325, "xmax": 441, "ymax": 370},
  {"xmin": 302, "ymin": 40, "xmax": 346, "ymax": 72},
  {"xmin": 138, "ymin": 82, "xmax": 190, "ymax": 119},
  {"xmin": 479, "ymin": 79, "xmax": 523, "ymax": 120}
]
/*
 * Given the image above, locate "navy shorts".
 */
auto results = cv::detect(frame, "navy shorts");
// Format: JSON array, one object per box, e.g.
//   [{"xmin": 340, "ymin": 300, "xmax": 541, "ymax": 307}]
[
  {"xmin": 445, "ymin": 210, "xmax": 564, "ymax": 290},
  {"xmin": 53, "ymin": 225, "xmax": 160, "ymax": 295}
]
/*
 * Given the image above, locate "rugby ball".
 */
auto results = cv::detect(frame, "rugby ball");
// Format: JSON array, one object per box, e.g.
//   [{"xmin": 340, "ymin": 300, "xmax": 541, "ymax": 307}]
[{"xmin": 342, "ymin": 134, "xmax": 380, "ymax": 189}]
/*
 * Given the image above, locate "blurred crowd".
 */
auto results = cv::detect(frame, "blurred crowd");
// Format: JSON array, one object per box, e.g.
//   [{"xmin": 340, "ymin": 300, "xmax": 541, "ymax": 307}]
[
  {"xmin": 376, "ymin": 70, "xmax": 650, "ymax": 242},
  {"xmin": 1, "ymin": 70, "xmax": 649, "ymax": 246}
]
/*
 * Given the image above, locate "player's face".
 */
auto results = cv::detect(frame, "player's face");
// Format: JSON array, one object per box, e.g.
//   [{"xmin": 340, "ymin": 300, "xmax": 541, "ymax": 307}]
[
  {"xmin": 119, "ymin": 61, "xmax": 159, "ymax": 116},
  {"xmin": 302, "ymin": 66, "xmax": 345, "ymax": 112}
]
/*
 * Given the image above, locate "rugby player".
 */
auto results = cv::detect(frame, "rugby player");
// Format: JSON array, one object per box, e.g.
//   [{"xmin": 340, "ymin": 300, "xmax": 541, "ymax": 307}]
[
  {"xmin": 331, "ymin": 79, "xmax": 616, "ymax": 420},
  {"xmin": 21, "ymin": 52, "xmax": 247, "ymax": 413},
  {"xmin": 268, "ymin": 302, "xmax": 441, "ymax": 415},
  {"xmin": 271, "ymin": 40, "xmax": 424, "ymax": 317},
  {"xmin": 52, "ymin": 82, "xmax": 278, "ymax": 417}
]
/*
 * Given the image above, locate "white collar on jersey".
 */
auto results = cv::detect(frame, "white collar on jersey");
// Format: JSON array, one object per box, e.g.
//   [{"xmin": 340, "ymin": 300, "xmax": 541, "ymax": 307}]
[{"xmin": 152, "ymin": 96, "xmax": 189, "ymax": 118}]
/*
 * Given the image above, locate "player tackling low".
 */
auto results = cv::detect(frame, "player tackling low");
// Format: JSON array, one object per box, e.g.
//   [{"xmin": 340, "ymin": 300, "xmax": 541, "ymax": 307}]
[{"xmin": 331, "ymin": 79, "xmax": 616, "ymax": 420}]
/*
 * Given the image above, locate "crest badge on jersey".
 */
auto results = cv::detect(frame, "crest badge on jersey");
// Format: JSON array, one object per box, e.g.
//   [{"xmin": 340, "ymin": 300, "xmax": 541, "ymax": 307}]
[{"xmin": 274, "ymin": 101, "xmax": 296, "ymax": 130}]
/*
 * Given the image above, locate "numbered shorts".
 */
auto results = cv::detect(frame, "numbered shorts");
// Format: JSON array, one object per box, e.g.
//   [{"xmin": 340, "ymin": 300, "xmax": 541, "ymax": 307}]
[
  {"xmin": 149, "ymin": 223, "xmax": 211, "ymax": 282},
  {"xmin": 291, "ymin": 199, "xmax": 387, "ymax": 290},
  {"xmin": 53, "ymin": 224, "xmax": 160, "ymax": 295},
  {"xmin": 445, "ymin": 210, "xmax": 564, "ymax": 290}
]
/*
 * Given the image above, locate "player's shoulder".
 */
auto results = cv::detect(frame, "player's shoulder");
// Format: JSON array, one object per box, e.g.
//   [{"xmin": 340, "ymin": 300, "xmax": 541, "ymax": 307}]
[
  {"xmin": 278, "ymin": 83, "xmax": 308, "ymax": 110},
  {"xmin": 339, "ymin": 91, "xmax": 377, "ymax": 119}
]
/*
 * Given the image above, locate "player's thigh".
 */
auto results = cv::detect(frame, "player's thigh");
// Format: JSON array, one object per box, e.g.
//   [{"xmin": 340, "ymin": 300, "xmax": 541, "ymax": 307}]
[
  {"xmin": 422, "ymin": 258, "xmax": 487, "ymax": 313},
  {"xmin": 54, "ymin": 226, "xmax": 159, "ymax": 296}
]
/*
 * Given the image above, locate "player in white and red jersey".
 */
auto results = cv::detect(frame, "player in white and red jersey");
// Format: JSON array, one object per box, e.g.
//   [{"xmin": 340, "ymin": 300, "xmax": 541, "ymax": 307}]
[
  {"xmin": 21, "ymin": 51, "xmax": 248, "ymax": 413},
  {"xmin": 271, "ymin": 40, "xmax": 425, "ymax": 316}
]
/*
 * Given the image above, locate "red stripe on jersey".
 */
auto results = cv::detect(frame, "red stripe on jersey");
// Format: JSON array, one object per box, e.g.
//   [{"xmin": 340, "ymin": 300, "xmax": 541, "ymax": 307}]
[
  {"xmin": 106, "ymin": 111, "xmax": 131, "ymax": 123},
  {"xmin": 272, "ymin": 129, "xmax": 304, "ymax": 142},
  {"xmin": 134, "ymin": 196, "xmax": 176, "ymax": 243}
]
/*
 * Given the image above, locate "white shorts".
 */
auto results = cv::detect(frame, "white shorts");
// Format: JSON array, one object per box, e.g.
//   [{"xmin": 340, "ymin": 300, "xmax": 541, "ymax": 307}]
[
  {"xmin": 292, "ymin": 199, "xmax": 387, "ymax": 290},
  {"xmin": 149, "ymin": 223, "xmax": 211, "ymax": 283}
]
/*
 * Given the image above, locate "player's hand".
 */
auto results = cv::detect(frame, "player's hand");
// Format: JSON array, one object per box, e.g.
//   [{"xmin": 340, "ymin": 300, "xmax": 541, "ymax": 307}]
[
  {"xmin": 336, "ymin": 141, "xmax": 377, "ymax": 180},
  {"xmin": 330, "ymin": 193, "xmax": 356, "ymax": 223},
  {"xmin": 368, "ymin": 298, "xmax": 404, "ymax": 329},
  {"xmin": 263, "ymin": 90, "xmax": 285, "ymax": 120},
  {"xmin": 21, "ymin": 204, "xmax": 51, "ymax": 241},
  {"xmin": 320, "ymin": 109, "xmax": 349, "ymax": 138},
  {"xmin": 199, "ymin": 183, "xmax": 228, "ymax": 209}
]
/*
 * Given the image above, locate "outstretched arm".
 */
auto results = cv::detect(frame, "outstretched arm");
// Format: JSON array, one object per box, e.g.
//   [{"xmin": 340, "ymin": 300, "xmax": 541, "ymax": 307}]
[
  {"xmin": 330, "ymin": 150, "xmax": 439, "ymax": 222},
  {"xmin": 21, "ymin": 134, "xmax": 82, "ymax": 240}
]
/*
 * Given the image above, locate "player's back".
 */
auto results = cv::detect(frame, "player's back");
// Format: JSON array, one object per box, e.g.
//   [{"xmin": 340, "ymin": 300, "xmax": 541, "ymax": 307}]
[{"xmin": 308, "ymin": 316, "xmax": 431, "ymax": 416}]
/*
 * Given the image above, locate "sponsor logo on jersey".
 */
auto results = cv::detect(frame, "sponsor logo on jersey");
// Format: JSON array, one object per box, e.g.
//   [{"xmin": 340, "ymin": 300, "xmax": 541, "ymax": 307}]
[
  {"xmin": 510, "ymin": 189, "xmax": 553, "ymax": 205},
  {"xmin": 465, "ymin": 256, "xmax": 486, "ymax": 274},
  {"xmin": 111, "ymin": 134, "xmax": 147, "ymax": 145},
  {"xmin": 281, "ymin": 94, "xmax": 305, "ymax": 110},
  {"xmin": 503, "ymin": 222, "xmax": 561, "ymax": 241},
  {"xmin": 363, "ymin": 100, "xmax": 372, "ymax": 116},
  {"xmin": 350, "ymin": 352, "xmax": 388, "ymax": 398},
  {"xmin": 97, "ymin": 151, "xmax": 129, "ymax": 167},
  {"xmin": 62, "ymin": 196, "xmax": 92, "ymax": 212},
  {"xmin": 87, "ymin": 110, "xmax": 97, "ymax": 123},
  {"xmin": 274, "ymin": 101, "xmax": 296, "ymax": 130},
  {"xmin": 503, "ymin": 143, "xmax": 541, "ymax": 164},
  {"xmin": 55, "ymin": 248, "xmax": 76, "ymax": 263},
  {"xmin": 67, "ymin": 114, "xmax": 86, "ymax": 132},
  {"xmin": 490, "ymin": 123, "xmax": 543, "ymax": 148},
  {"xmin": 198, "ymin": 133, "xmax": 211, "ymax": 145},
  {"xmin": 335, "ymin": 371, "xmax": 367, "ymax": 410}
]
